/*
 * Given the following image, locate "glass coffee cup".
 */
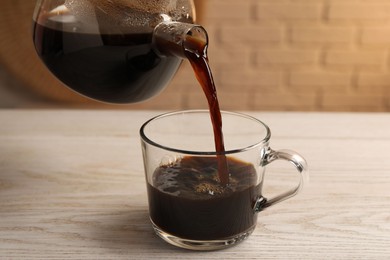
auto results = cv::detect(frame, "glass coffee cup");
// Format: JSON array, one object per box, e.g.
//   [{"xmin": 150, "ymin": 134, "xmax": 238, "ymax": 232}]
[{"xmin": 140, "ymin": 110, "xmax": 309, "ymax": 251}]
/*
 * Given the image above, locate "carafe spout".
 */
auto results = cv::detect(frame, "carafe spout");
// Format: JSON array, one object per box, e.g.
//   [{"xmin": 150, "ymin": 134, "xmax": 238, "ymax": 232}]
[{"xmin": 153, "ymin": 21, "xmax": 208, "ymax": 59}]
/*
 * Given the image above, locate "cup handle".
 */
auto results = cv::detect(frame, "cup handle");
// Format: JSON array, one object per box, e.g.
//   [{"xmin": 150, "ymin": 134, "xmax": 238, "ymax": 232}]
[{"xmin": 254, "ymin": 148, "xmax": 309, "ymax": 212}]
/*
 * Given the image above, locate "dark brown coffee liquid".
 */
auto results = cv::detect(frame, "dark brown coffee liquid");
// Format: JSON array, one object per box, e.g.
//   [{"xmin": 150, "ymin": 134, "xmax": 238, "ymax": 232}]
[
  {"xmin": 33, "ymin": 22, "xmax": 182, "ymax": 103},
  {"xmin": 147, "ymin": 156, "xmax": 261, "ymax": 240},
  {"xmin": 184, "ymin": 36, "xmax": 229, "ymax": 186}
]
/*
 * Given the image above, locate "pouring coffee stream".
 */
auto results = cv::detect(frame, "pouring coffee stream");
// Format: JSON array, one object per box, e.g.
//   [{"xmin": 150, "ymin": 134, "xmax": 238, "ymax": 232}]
[
  {"xmin": 184, "ymin": 36, "xmax": 230, "ymax": 187},
  {"xmin": 154, "ymin": 22, "xmax": 229, "ymax": 186}
]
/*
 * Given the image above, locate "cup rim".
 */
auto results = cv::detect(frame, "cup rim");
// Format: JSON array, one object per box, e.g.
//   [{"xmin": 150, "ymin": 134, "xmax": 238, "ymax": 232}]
[{"xmin": 140, "ymin": 109, "xmax": 271, "ymax": 155}]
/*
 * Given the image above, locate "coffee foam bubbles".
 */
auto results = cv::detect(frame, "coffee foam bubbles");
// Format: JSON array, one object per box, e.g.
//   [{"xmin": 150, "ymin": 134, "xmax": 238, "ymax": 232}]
[{"xmin": 63, "ymin": 0, "xmax": 192, "ymax": 33}]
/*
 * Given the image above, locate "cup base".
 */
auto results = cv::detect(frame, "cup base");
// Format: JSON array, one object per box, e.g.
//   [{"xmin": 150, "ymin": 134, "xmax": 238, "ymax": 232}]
[{"xmin": 151, "ymin": 220, "xmax": 255, "ymax": 251}]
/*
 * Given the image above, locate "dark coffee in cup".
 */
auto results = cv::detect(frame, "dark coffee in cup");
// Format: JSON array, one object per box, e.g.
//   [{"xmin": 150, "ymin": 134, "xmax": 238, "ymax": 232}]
[
  {"xmin": 147, "ymin": 156, "xmax": 261, "ymax": 240},
  {"xmin": 141, "ymin": 110, "xmax": 308, "ymax": 250}
]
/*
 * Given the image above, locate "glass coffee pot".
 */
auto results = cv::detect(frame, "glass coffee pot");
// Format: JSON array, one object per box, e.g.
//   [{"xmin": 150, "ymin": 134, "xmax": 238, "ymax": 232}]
[{"xmin": 32, "ymin": 0, "xmax": 206, "ymax": 103}]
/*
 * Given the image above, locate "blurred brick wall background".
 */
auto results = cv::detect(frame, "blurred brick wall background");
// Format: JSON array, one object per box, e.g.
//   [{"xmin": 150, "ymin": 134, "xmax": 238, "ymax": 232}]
[
  {"xmin": 1, "ymin": 0, "xmax": 390, "ymax": 111},
  {"xmin": 146, "ymin": 0, "xmax": 390, "ymax": 111}
]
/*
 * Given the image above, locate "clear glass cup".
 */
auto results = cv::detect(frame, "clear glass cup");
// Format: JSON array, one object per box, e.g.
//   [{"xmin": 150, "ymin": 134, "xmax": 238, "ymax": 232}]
[{"xmin": 140, "ymin": 110, "xmax": 309, "ymax": 251}]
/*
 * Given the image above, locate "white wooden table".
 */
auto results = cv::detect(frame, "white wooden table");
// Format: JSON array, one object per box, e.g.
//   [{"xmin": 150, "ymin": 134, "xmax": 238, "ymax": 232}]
[{"xmin": 0, "ymin": 110, "xmax": 389, "ymax": 259}]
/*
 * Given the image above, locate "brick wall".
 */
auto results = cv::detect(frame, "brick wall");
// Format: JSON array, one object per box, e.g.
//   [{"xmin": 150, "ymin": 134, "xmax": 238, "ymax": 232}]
[{"xmin": 142, "ymin": 0, "xmax": 390, "ymax": 111}]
